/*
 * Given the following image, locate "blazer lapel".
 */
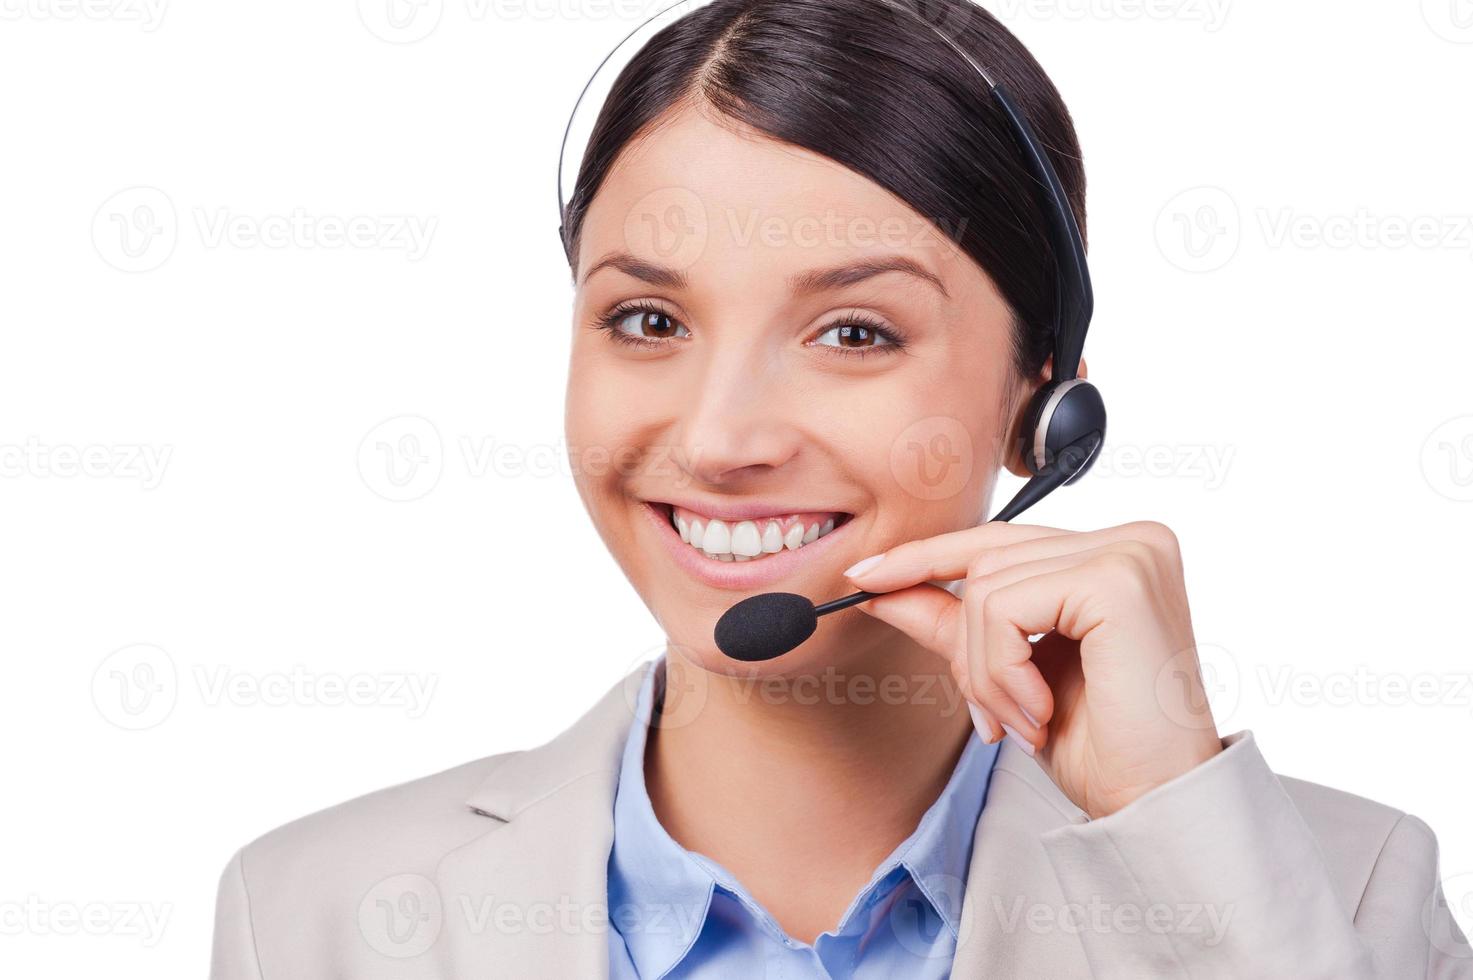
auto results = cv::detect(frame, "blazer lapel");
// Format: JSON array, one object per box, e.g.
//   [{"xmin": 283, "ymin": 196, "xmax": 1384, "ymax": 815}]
[
  {"xmin": 952, "ymin": 739, "xmax": 1094, "ymax": 979},
  {"xmin": 433, "ymin": 664, "xmax": 651, "ymax": 979}
]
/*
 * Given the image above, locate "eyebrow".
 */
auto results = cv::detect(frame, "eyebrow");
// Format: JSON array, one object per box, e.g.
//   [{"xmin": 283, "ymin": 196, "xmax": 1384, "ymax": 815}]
[
  {"xmin": 581, "ymin": 252, "xmax": 689, "ymax": 290},
  {"xmin": 580, "ymin": 251, "xmax": 949, "ymax": 299},
  {"xmin": 789, "ymin": 257, "xmax": 950, "ymax": 299}
]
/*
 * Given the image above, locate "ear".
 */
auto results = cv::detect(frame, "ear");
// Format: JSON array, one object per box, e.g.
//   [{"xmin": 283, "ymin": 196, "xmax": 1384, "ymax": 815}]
[{"xmin": 1001, "ymin": 355, "xmax": 1089, "ymax": 477}]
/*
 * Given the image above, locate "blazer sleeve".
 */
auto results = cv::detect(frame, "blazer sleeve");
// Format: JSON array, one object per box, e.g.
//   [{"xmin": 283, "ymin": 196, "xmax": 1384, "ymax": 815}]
[
  {"xmin": 1034, "ymin": 731, "xmax": 1473, "ymax": 979},
  {"xmin": 209, "ymin": 848, "xmax": 266, "ymax": 980}
]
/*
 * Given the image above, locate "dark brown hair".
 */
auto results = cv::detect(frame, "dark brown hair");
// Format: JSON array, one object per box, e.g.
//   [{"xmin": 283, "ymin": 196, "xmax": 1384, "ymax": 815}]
[{"xmin": 560, "ymin": 0, "xmax": 1087, "ymax": 378}]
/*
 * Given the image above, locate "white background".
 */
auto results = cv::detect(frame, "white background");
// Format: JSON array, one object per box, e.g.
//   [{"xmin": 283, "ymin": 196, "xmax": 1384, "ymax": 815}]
[{"xmin": 2, "ymin": 0, "xmax": 1471, "ymax": 975}]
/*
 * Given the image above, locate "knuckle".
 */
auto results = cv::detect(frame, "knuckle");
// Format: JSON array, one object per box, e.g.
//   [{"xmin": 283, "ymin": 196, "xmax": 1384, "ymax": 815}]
[
  {"xmin": 979, "ymin": 586, "xmax": 1009, "ymax": 621},
  {"xmin": 963, "ymin": 577, "xmax": 994, "ymax": 614},
  {"xmin": 1117, "ymin": 538, "xmax": 1156, "ymax": 567},
  {"xmin": 1128, "ymin": 520, "xmax": 1180, "ymax": 557},
  {"xmin": 966, "ymin": 543, "xmax": 1010, "ymax": 581},
  {"xmin": 1097, "ymin": 550, "xmax": 1153, "ymax": 595}
]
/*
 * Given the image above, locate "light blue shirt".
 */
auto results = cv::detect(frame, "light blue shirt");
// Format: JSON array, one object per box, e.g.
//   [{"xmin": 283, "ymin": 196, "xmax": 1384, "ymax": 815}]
[{"xmin": 606, "ymin": 658, "xmax": 1000, "ymax": 979}]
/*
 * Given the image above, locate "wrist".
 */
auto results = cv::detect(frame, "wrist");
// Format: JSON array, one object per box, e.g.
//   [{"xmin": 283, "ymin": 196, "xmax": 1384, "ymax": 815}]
[{"xmin": 1088, "ymin": 733, "xmax": 1224, "ymax": 819}]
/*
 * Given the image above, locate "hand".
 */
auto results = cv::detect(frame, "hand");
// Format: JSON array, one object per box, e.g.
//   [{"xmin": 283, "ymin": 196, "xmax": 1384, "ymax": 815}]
[{"xmin": 844, "ymin": 520, "xmax": 1223, "ymax": 819}]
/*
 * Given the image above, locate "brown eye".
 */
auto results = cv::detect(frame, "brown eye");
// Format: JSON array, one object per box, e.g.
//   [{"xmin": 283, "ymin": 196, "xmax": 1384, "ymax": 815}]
[
  {"xmin": 609, "ymin": 307, "xmax": 690, "ymax": 341},
  {"xmin": 812, "ymin": 320, "xmax": 898, "ymax": 351},
  {"xmin": 837, "ymin": 324, "xmax": 877, "ymax": 347},
  {"xmin": 641, "ymin": 312, "xmax": 680, "ymax": 338}
]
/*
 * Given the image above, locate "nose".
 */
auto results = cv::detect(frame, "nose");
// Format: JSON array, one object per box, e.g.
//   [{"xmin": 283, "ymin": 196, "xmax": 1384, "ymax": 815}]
[{"xmin": 669, "ymin": 344, "xmax": 804, "ymax": 487}]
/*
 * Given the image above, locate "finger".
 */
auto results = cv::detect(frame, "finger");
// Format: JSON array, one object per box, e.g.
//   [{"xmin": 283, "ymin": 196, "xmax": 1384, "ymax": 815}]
[
  {"xmin": 964, "ymin": 570, "xmax": 1060, "ymax": 746},
  {"xmin": 845, "ymin": 522, "xmax": 1070, "ymax": 592},
  {"xmin": 857, "ymin": 581, "xmax": 963, "ymax": 659},
  {"xmin": 964, "ymin": 548, "xmax": 1118, "ymax": 738},
  {"xmin": 961, "ymin": 521, "xmax": 1171, "ymax": 581},
  {"xmin": 856, "ymin": 585, "xmax": 1004, "ymax": 742},
  {"xmin": 977, "ymin": 562, "xmax": 1115, "ymax": 748}
]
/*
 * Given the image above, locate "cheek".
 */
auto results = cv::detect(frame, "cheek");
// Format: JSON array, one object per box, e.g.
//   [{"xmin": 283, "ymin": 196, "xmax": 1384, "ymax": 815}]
[
  {"xmin": 837, "ymin": 361, "xmax": 1009, "ymax": 532},
  {"xmin": 565, "ymin": 341, "xmax": 629, "ymax": 503}
]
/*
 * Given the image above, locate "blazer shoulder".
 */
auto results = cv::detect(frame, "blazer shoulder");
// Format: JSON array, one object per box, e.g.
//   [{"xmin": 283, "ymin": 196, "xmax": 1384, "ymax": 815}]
[
  {"xmin": 1276, "ymin": 769, "xmax": 1423, "ymax": 909},
  {"xmin": 229, "ymin": 751, "xmax": 520, "ymax": 904},
  {"xmin": 1279, "ymin": 770, "xmax": 1407, "ymax": 842}
]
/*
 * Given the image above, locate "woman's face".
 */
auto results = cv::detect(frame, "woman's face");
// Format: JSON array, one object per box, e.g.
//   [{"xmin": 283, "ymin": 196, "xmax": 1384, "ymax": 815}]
[{"xmin": 566, "ymin": 105, "xmax": 1025, "ymax": 676}]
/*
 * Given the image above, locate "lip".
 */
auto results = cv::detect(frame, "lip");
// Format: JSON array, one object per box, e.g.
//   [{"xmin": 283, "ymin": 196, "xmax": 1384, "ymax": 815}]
[
  {"xmin": 651, "ymin": 495, "xmax": 851, "ymax": 524},
  {"xmin": 638, "ymin": 500, "xmax": 856, "ymax": 592}
]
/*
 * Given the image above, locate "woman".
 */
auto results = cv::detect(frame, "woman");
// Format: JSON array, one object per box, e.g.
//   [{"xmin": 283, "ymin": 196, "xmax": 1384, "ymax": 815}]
[{"xmin": 210, "ymin": 0, "xmax": 1471, "ymax": 976}]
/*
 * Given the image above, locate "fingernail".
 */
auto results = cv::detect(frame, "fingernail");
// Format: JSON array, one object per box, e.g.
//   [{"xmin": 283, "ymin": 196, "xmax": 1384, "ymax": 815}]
[
  {"xmin": 967, "ymin": 702, "xmax": 1000, "ymax": 743},
  {"xmin": 843, "ymin": 553, "xmax": 886, "ymax": 579},
  {"xmin": 1001, "ymin": 723, "xmax": 1035, "ymax": 758}
]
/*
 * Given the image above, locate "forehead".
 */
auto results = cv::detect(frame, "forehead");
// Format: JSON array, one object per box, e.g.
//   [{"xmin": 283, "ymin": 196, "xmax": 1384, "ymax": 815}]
[{"xmin": 577, "ymin": 104, "xmax": 971, "ymax": 285}]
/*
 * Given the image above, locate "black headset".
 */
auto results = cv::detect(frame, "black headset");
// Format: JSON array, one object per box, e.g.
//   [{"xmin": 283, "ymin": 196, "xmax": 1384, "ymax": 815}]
[
  {"xmin": 973, "ymin": 67, "xmax": 1107, "ymax": 521},
  {"xmin": 558, "ymin": 0, "xmax": 1107, "ymax": 526}
]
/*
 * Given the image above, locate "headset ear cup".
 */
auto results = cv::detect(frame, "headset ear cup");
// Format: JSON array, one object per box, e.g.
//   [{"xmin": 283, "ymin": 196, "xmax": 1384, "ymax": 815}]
[
  {"xmin": 1016, "ymin": 384, "xmax": 1055, "ymax": 476},
  {"xmin": 1024, "ymin": 379, "xmax": 1107, "ymax": 481}
]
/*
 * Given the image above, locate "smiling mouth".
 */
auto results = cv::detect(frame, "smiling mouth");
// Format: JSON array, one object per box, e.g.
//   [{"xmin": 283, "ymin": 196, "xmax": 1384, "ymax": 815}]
[{"xmin": 651, "ymin": 503, "xmax": 853, "ymax": 563}]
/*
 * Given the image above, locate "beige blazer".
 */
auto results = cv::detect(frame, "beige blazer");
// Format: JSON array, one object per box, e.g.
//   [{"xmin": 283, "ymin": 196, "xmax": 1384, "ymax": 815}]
[{"xmin": 211, "ymin": 661, "xmax": 1472, "ymax": 979}]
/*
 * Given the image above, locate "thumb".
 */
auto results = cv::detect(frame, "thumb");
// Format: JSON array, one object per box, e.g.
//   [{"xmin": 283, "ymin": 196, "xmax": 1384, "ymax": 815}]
[
  {"xmin": 856, "ymin": 582, "xmax": 961, "ymax": 664},
  {"xmin": 859, "ymin": 582, "xmax": 1003, "ymax": 742}
]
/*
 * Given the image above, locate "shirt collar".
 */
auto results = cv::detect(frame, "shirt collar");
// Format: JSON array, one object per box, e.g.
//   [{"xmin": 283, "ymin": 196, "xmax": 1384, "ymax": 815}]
[{"xmin": 607, "ymin": 656, "xmax": 1000, "ymax": 978}]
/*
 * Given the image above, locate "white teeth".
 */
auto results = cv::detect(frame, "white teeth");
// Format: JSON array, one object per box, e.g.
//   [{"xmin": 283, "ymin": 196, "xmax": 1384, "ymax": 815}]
[
  {"xmin": 702, "ymin": 519, "xmax": 732, "ymax": 555},
  {"xmin": 730, "ymin": 520, "xmax": 763, "ymax": 557},
  {"xmin": 670, "ymin": 507, "xmax": 845, "ymax": 562},
  {"xmin": 761, "ymin": 521, "xmax": 784, "ymax": 553}
]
